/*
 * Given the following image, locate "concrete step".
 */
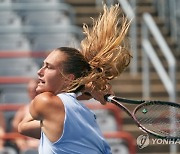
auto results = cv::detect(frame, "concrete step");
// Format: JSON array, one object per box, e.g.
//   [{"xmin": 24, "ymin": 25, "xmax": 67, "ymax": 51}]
[
  {"xmin": 111, "ymin": 72, "xmax": 180, "ymax": 102},
  {"xmin": 136, "ymin": 0, "xmax": 153, "ymax": 6},
  {"xmin": 111, "ymin": 72, "xmax": 180, "ymax": 84},
  {"xmin": 71, "ymin": 6, "xmax": 99, "ymax": 16},
  {"xmin": 136, "ymin": 35, "xmax": 177, "ymax": 47},
  {"xmin": 136, "ymin": 6, "xmax": 156, "ymax": 15},
  {"xmin": 64, "ymin": 0, "xmax": 99, "ymax": 26},
  {"xmin": 136, "ymin": 17, "xmax": 169, "ymax": 35},
  {"xmin": 136, "ymin": 16, "xmax": 165, "ymax": 27},
  {"xmin": 112, "ymin": 84, "xmax": 179, "ymax": 94}
]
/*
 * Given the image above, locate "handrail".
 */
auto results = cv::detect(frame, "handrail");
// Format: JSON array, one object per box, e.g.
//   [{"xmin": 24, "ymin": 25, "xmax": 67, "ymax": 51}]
[
  {"xmin": 142, "ymin": 13, "xmax": 176, "ymax": 102},
  {"xmin": 118, "ymin": 0, "xmax": 135, "ymax": 19},
  {"xmin": 142, "ymin": 13, "xmax": 177, "ymax": 154},
  {"xmin": 154, "ymin": 0, "xmax": 177, "ymax": 43},
  {"xmin": 118, "ymin": 0, "xmax": 137, "ymax": 75}
]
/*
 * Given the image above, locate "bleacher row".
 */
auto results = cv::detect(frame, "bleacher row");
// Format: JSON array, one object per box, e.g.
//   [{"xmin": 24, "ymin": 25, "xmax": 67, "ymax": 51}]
[
  {"xmin": 0, "ymin": 0, "xmax": 137, "ymax": 153},
  {"xmin": 0, "ymin": 0, "xmax": 81, "ymax": 102},
  {"xmin": 0, "ymin": 0, "xmax": 82, "ymax": 52}
]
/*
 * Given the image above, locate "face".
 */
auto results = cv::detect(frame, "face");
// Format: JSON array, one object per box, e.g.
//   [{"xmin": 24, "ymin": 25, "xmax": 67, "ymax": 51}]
[{"xmin": 36, "ymin": 50, "xmax": 73, "ymax": 95}]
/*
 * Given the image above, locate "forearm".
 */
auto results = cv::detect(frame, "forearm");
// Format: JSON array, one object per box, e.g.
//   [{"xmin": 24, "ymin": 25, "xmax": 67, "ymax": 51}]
[{"xmin": 18, "ymin": 112, "xmax": 41, "ymax": 139}]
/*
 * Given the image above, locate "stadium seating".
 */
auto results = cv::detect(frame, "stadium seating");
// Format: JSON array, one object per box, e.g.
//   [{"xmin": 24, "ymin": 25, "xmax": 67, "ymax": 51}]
[
  {"xmin": 0, "ymin": 0, "xmax": 12, "ymax": 5},
  {"xmin": 0, "ymin": 34, "xmax": 31, "ymax": 51},
  {"xmin": 0, "ymin": 147, "xmax": 17, "ymax": 154},
  {"xmin": 22, "ymin": 11, "xmax": 71, "ymax": 26},
  {"xmin": 104, "ymin": 131, "xmax": 136, "ymax": 154},
  {"xmin": 0, "ymin": 91, "xmax": 29, "ymax": 104},
  {"xmin": 21, "ymin": 149, "xmax": 38, "ymax": 154},
  {"xmin": 0, "ymin": 11, "xmax": 22, "ymax": 27},
  {"xmin": 0, "ymin": 2, "xmax": 77, "ymax": 52},
  {"xmin": 0, "ymin": 83, "xmax": 28, "ymax": 103},
  {"xmin": 31, "ymin": 33, "xmax": 80, "ymax": 52},
  {"xmin": 13, "ymin": 0, "xmax": 59, "ymax": 2},
  {"xmin": 0, "ymin": 58, "xmax": 39, "ymax": 76}
]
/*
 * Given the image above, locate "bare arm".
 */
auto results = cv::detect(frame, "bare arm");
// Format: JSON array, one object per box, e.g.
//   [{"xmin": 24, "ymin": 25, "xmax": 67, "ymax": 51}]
[
  {"xmin": 18, "ymin": 109, "xmax": 41, "ymax": 139},
  {"xmin": 0, "ymin": 112, "xmax": 5, "ymax": 130},
  {"xmin": 18, "ymin": 92, "xmax": 65, "ymax": 142},
  {"xmin": 18, "ymin": 93, "xmax": 50, "ymax": 139},
  {"xmin": 12, "ymin": 106, "xmax": 27, "ymax": 132}
]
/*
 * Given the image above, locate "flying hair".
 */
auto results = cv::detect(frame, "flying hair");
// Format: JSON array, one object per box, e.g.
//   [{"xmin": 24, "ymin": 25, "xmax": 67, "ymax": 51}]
[{"xmin": 66, "ymin": 4, "xmax": 132, "ymax": 92}]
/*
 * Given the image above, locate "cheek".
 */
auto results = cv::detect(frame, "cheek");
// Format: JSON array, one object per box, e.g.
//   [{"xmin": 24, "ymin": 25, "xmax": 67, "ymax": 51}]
[
  {"xmin": 46, "ymin": 73, "xmax": 64, "ymax": 90},
  {"xmin": 49, "ymin": 78, "xmax": 60, "ymax": 87}
]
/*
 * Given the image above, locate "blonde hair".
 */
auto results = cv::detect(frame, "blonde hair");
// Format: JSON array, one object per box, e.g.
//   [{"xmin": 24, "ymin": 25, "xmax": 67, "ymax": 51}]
[{"xmin": 66, "ymin": 4, "xmax": 132, "ymax": 92}]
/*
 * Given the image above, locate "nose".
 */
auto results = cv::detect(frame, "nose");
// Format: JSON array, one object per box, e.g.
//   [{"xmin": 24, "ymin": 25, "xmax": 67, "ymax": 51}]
[{"xmin": 37, "ymin": 67, "xmax": 44, "ymax": 76}]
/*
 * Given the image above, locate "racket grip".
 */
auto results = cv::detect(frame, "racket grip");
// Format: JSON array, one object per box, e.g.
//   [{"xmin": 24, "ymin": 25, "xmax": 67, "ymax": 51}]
[
  {"xmin": 104, "ymin": 94, "xmax": 114, "ymax": 102},
  {"xmin": 104, "ymin": 95, "xmax": 145, "ymax": 104}
]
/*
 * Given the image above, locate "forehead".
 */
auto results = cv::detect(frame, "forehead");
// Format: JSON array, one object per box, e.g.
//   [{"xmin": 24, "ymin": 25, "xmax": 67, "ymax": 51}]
[{"xmin": 44, "ymin": 50, "xmax": 67, "ymax": 66}]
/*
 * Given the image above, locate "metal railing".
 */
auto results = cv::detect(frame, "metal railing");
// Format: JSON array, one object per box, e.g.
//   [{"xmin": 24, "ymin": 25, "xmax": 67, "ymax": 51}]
[
  {"xmin": 141, "ymin": 13, "xmax": 176, "ymax": 102},
  {"xmin": 142, "ymin": 13, "xmax": 177, "ymax": 154},
  {"xmin": 153, "ymin": 0, "xmax": 178, "ymax": 43},
  {"xmin": 118, "ymin": 0, "xmax": 137, "ymax": 75}
]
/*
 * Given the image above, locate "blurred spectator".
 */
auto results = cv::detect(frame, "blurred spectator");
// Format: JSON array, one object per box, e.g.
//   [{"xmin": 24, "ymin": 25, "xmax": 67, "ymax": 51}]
[
  {"xmin": 0, "ymin": 111, "xmax": 5, "ymax": 150},
  {"xmin": 12, "ymin": 79, "xmax": 39, "ymax": 153}
]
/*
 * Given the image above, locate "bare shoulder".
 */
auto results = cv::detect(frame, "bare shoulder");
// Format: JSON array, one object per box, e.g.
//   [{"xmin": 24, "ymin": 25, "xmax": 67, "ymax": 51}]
[
  {"xmin": 34, "ymin": 92, "xmax": 56, "ymax": 102},
  {"xmin": 34, "ymin": 92, "xmax": 62, "ymax": 106},
  {"xmin": 30, "ymin": 92, "xmax": 64, "ymax": 120}
]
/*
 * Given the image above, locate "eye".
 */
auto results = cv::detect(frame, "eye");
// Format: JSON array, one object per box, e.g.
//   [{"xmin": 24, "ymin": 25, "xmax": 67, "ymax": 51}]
[
  {"xmin": 41, "ymin": 62, "xmax": 54, "ymax": 69},
  {"xmin": 46, "ymin": 64, "xmax": 52, "ymax": 69}
]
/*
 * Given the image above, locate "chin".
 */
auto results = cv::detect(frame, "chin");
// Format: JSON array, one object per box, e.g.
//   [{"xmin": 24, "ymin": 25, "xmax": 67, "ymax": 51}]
[{"xmin": 36, "ymin": 86, "xmax": 46, "ymax": 94}]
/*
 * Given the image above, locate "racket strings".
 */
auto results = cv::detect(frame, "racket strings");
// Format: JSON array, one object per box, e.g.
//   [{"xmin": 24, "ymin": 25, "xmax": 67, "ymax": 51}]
[{"xmin": 134, "ymin": 103, "xmax": 180, "ymax": 138}]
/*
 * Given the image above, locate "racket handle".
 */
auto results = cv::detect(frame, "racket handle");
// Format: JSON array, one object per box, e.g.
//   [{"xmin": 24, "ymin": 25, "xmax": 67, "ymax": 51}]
[
  {"xmin": 104, "ymin": 94, "xmax": 145, "ymax": 104},
  {"xmin": 104, "ymin": 94, "xmax": 114, "ymax": 102}
]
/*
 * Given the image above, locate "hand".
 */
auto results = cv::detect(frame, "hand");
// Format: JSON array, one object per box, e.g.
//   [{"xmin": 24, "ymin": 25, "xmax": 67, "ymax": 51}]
[
  {"xmin": 84, "ymin": 82, "xmax": 114, "ymax": 105},
  {"xmin": 18, "ymin": 108, "xmax": 41, "ymax": 139}
]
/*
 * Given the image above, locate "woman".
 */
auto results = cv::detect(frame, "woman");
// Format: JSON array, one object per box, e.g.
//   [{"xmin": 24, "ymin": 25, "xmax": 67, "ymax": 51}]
[{"xmin": 18, "ymin": 4, "xmax": 132, "ymax": 154}]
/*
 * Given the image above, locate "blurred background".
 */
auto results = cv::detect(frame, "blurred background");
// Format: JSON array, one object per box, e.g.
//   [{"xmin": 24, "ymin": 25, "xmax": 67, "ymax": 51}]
[{"xmin": 0, "ymin": 0, "xmax": 179, "ymax": 154}]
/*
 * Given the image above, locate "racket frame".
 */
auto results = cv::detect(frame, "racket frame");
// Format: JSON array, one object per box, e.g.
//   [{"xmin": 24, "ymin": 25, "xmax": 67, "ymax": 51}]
[{"xmin": 106, "ymin": 95, "xmax": 180, "ymax": 140}]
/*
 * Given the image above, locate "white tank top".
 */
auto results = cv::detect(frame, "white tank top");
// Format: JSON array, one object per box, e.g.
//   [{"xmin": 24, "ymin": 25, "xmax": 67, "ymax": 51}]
[{"xmin": 38, "ymin": 93, "xmax": 112, "ymax": 154}]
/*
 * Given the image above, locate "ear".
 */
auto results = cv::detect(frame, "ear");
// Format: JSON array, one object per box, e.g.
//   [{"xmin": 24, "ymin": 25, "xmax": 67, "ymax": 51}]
[{"xmin": 65, "ymin": 74, "xmax": 75, "ymax": 82}]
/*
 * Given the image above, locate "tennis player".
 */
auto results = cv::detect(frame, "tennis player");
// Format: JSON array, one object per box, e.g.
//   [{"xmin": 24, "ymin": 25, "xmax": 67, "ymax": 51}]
[{"xmin": 18, "ymin": 4, "xmax": 132, "ymax": 154}]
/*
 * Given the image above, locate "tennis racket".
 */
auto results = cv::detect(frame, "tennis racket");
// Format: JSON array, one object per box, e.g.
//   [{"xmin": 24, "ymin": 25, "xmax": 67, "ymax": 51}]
[{"xmin": 104, "ymin": 94, "xmax": 180, "ymax": 140}]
